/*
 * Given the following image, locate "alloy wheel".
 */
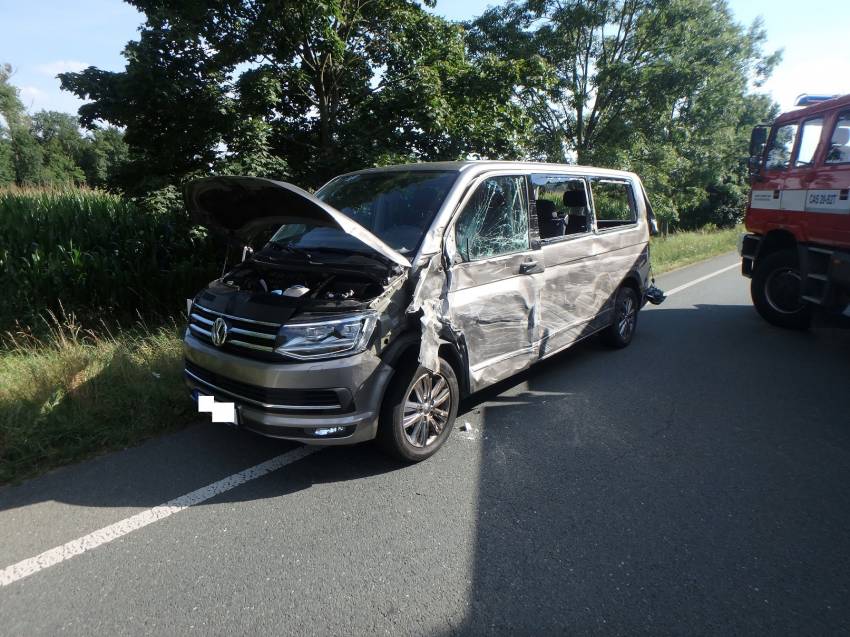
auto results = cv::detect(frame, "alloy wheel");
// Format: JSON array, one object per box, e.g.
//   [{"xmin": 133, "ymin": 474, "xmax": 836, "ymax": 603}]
[
  {"xmin": 402, "ymin": 372, "xmax": 452, "ymax": 448},
  {"xmin": 618, "ymin": 294, "xmax": 636, "ymax": 341}
]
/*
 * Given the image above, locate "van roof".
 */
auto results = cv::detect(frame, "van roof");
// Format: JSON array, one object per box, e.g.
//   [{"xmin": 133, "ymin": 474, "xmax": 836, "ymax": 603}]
[
  {"xmin": 776, "ymin": 93, "xmax": 850, "ymax": 124},
  {"xmin": 342, "ymin": 160, "xmax": 638, "ymax": 181}
]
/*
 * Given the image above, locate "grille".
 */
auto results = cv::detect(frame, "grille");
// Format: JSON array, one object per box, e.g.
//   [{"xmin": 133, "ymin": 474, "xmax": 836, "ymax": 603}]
[
  {"xmin": 188, "ymin": 303, "xmax": 280, "ymax": 356},
  {"xmin": 184, "ymin": 360, "xmax": 349, "ymax": 412}
]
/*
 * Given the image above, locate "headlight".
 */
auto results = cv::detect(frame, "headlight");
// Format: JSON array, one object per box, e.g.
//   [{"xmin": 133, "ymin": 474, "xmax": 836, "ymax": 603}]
[{"xmin": 275, "ymin": 312, "xmax": 378, "ymax": 360}]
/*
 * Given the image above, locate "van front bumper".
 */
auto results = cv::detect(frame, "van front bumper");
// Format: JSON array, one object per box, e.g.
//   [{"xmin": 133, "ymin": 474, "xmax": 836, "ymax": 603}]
[{"xmin": 183, "ymin": 332, "xmax": 394, "ymax": 445}]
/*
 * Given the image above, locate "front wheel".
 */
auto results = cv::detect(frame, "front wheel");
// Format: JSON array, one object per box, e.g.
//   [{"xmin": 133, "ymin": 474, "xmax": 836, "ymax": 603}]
[
  {"xmin": 377, "ymin": 357, "xmax": 459, "ymax": 462},
  {"xmin": 751, "ymin": 249, "xmax": 811, "ymax": 330},
  {"xmin": 602, "ymin": 285, "xmax": 639, "ymax": 348}
]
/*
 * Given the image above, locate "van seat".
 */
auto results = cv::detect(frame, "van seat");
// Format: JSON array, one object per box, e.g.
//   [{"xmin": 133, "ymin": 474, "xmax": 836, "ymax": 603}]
[{"xmin": 536, "ymin": 199, "xmax": 565, "ymax": 239}]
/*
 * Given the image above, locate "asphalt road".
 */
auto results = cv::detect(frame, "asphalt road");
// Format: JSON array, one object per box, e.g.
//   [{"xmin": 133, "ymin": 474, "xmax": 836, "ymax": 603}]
[{"xmin": 2, "ymin": 252, "xmax": 850, "ymax": 635}]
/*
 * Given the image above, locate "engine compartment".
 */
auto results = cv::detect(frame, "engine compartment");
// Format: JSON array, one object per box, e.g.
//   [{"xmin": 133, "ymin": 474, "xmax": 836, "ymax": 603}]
[{"xmin": 218, "ymin": 258, "xmax": 387, "ymax": 307}]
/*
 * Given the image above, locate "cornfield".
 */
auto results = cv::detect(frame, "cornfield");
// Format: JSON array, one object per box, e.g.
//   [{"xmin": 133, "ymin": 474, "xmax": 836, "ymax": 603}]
[{"xmin": 0, "ymin": 187, "xmax": 221, "ymax": 336}]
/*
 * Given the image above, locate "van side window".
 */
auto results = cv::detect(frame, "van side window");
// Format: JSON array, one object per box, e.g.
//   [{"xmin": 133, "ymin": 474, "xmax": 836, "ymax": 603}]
[
  {"xmin": 795, "ymin": 118, "xmax": 824, "ymax": 167},
  {"xmin": 455, "ymin": 175, "xmax": 530, "ymax": 261},
  {"xmin": 590, "ymin": 179, "xmax": 636, "ymax": 230},
  {"xmin": 765, "ymin": 123, "xmax": 798, "ymax": 170},
  {"xmin": 530, "ymin": 174, "xmax": 590, "ymax": 240},
  {"xmin": 826, "ymin": 112, "xmax": 850, "ymax": 164}
]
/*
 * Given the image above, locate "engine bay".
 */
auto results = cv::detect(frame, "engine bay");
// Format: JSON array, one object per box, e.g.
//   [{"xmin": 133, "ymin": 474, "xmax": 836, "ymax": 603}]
[{"xmin": 217, "ymin": 258, "xmax": 388, "ymax": 307}]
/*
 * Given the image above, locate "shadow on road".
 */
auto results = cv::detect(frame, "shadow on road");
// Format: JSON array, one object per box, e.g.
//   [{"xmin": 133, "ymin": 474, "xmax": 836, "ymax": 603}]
[{"xmin": 446, "ymin": 302, "xmax": 850, "ymax": 634}]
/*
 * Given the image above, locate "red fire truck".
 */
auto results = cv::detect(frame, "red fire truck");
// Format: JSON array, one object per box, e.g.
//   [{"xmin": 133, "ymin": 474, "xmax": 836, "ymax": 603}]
[{"xmin": 741, "ymin": 93, "xmax": 850, "ymax": 329}]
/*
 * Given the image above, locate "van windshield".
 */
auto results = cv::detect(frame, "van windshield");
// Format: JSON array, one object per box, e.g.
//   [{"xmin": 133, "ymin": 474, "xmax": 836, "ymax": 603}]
[{"xmin": 266, "ymin": 170, "xmax": 457, "ymax": 258}]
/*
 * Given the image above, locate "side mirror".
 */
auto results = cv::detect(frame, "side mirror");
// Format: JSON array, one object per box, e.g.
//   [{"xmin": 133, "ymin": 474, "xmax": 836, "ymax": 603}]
[
  {"xmin": 749, "ymin": 125, "xmax": 768, "ymax": 157},
  {"xmin": 648, "ymin": 217, "xmax": 659, "ymax": 237},
  {"xmin": 748, "ymin": 126, "xmax": 769, "ymax": 180}
]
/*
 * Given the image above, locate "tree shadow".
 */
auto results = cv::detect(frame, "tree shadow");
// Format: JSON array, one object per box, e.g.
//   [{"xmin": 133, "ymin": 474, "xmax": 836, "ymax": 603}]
[{"xmin": 443, "ymin": 303, "xmax": 850, "ymax": 634}]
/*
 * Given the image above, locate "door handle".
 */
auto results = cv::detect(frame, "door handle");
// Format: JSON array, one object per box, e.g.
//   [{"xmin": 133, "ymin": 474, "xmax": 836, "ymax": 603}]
[{"xmin": 520, "ymin": 260, "xmax": 539, "ymax": 274}]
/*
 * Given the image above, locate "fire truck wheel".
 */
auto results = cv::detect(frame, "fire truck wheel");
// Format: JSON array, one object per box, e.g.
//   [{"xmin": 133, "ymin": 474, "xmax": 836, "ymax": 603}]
[{"xmin": 751, "ymin": 249, "xmax": 812, "ymax": 330}]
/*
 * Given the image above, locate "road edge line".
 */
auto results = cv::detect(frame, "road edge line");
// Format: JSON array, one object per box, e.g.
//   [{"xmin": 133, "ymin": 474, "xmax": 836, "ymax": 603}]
[
  {"xmin": 665, "ymin": 262, "xmax": 740, "ymax": 297},
  {"xmin": 0, "ymin": 445, "xmax": 318, "ymax": 587}
]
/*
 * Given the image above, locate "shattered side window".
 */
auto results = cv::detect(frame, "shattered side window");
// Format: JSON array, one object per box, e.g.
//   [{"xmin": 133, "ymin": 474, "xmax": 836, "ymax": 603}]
[{"xmin": 455, "ymin": 176, "xmax": 530, "ymax": 262}]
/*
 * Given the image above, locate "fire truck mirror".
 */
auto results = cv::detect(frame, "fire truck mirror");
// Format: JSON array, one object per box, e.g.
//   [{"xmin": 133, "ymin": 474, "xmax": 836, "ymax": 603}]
[{"xmin": 749, "ymin": 126, "xmax": 768, "ymax": 157}]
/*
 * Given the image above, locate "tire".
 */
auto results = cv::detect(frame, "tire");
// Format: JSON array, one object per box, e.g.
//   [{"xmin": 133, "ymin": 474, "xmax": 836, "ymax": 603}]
[
  {"xmin": 751, "ymin": 249, "xmax": 812, "ymax": 330},
  {"xmin": 377, "ymin": 357, "xmax": 459, "ymax": 462},
  {"xmin": 602, "ymin": 285, "xmax": 639, "ymax": 348}
]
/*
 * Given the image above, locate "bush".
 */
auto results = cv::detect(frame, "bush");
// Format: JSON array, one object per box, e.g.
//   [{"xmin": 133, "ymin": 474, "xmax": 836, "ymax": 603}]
[
  {"xmin": 680, "ymin": 183, "xmax": 747, "ymax": 230},
  {"xmin": 0, "ymin": 187, "xmax": 222, "ymax": 336}
]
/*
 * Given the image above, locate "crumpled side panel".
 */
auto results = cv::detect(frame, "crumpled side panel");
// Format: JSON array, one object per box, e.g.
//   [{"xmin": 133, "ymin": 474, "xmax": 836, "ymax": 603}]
[
  {"xmin": 442, "ymin": 245, "xmax": 543, "ymax": 392},
  {"xmin": 406, "ymin": 254, "xmax": 449, "ymax": 372},
  {"xmin": 459, "ymin": 277, "xmax": 540, "ymax": 391}
]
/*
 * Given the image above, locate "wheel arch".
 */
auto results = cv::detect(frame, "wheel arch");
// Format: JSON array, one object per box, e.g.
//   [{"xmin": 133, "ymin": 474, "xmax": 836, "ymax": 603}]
[
  {"xmin": 379, "ymin": 330, "xmax": 471, "ymax": 399},
  {"xmin": 619, "ymin": 271, "xmax": 644, "ymax": 306},
  {"xmin": 755, "ymin": 229, "xmax": 798, "ymax": 266}
]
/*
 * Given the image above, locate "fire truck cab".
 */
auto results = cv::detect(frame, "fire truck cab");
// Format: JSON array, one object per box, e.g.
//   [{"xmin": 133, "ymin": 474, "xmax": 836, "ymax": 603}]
[{"xmin": 741, "ymin": 93, "xmax": 850, "ymax": 329}]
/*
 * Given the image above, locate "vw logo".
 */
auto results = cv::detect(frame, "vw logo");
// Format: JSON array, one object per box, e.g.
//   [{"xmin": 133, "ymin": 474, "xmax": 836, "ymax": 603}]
[{"xmin": 210, "ymin": 317, "xmax": 229, "ymax": 347}]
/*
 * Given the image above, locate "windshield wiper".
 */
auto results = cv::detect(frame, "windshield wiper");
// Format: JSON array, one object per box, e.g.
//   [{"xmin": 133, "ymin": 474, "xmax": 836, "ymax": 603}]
[{"xmin": 266, "ymin": 240, "xmax": 313, "ymax": 260}]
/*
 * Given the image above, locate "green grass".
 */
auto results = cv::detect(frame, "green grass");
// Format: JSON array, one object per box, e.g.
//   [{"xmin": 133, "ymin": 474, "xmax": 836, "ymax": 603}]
[
  {"xmin": 650, "ymin": 226, "xmax": 740, "ymax": 274},
  {"xmin": 0, "ymin": 315, "xmax": 190, "ymax": 485}
]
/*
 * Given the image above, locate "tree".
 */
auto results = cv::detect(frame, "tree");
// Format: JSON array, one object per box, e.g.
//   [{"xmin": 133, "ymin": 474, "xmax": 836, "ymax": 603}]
[
  {"xmin": 2, "ymin": 64, "xmax": 130, "ymax": 188},
  {"xmin": 31, "ymin": 111, "xmax": 86, "ymax": 184},
  {"xmin": 60, "ymin": 19, "xmax": 234, "ymax": 194},
  {"xmin": 467, "ymin": 0, "xmax": 781, "ymax": 226},
  {"xmin": 1, "ymin": 63, "xmax": 45, "ymax": 185},
  {"xmin": 59, "ymin": 0, "xmax": 539, "ymax": 191},
  {"xmin": 78, "ymin": 126, "xmax": 130, "ymax": 188}
]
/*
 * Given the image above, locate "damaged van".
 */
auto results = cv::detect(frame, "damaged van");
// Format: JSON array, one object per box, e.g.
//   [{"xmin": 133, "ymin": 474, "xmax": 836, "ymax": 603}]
[{"xmin": 183, "ymin": 162, "xmax": 661, "ymax": 461}]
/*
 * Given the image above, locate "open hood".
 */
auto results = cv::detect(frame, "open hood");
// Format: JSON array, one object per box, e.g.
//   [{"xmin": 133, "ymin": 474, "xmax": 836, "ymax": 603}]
[{"xmin": 184, "ymin": 176, "xmax": 410, "ymax": 269}]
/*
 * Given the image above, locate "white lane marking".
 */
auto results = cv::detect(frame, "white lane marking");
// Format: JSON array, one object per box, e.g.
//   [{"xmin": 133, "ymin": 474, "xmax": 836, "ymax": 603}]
[
  {"xmin": 0, "ymin": 446, "xmax": 318, "ymax": 587},
  {"xmin": 664, "ymin": 262, "xmax": 740, "ymax": 297}
]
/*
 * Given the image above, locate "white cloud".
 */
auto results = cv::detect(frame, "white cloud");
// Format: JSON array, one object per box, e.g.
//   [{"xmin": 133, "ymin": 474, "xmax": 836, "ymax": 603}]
[
  {"xmin": 36, "ymin": 60, "xmax": 88, "ymax": 77},
  {"xmin": 18, "ymin": 85, "xmax": 46, "ymax": 104},
  {"xmin": 15, "ymin": 84, "xmax": 85, "ymax": 114}
]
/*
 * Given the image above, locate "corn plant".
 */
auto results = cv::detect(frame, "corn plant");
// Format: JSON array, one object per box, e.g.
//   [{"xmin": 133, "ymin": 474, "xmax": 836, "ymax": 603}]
[{"xmin": 0, "ymin": 187, "xmax": 221, "ymax": 337}]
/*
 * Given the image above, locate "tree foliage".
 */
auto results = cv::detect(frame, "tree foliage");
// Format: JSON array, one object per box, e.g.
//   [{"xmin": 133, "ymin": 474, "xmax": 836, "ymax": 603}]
[
  {"xmin": 60, "ymin": 0, "xmax": 541, "ymax": 191},
  {"xmin": 0, "ymin": 64, "xmax": 129, "ymax": 188},
  {"xmin": 467, "ymin": 0, "xmax": 781, "ymax": 227},
  {"xmin": 55, "ymin": 0, "xmax": 783, "ymax": 228}
]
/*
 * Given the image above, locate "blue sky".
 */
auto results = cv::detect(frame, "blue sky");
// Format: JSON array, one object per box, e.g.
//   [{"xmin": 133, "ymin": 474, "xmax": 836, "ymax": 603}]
[{"xmin": 1, "ymin": 0, "xmax": 848, "ymax": 116}]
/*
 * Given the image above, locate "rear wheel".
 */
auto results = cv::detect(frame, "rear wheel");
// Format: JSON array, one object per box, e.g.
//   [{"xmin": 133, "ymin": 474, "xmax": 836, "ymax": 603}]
[
  {"xmin": 602, "ymin": 285, "xmax": 639, "ymax": 348},
  {"xmin": 377, "ymin": 357, "xmax": 459, "ymax": 462},
  {"xmin": 751, "ymin": 249, "xmax": 811, "ymax": 330}
]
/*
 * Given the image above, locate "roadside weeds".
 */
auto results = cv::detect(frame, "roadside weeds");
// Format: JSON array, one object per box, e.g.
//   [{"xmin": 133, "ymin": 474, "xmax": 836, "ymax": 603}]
[{"xmin": 0, "ymin": 314, "xmax": 190, "ymax": 485}]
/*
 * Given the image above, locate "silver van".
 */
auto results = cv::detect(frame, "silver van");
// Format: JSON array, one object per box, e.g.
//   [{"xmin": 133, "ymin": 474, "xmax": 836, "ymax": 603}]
[{"xmin": 183, "ymin": 161, "xmax": 661, "ymax": 461}]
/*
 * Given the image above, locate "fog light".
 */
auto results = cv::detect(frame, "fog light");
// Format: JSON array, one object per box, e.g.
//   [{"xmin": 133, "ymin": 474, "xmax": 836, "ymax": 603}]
[{"xmin": 313, "ymin": 427, "xmax": 346, "ymax": 437}]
